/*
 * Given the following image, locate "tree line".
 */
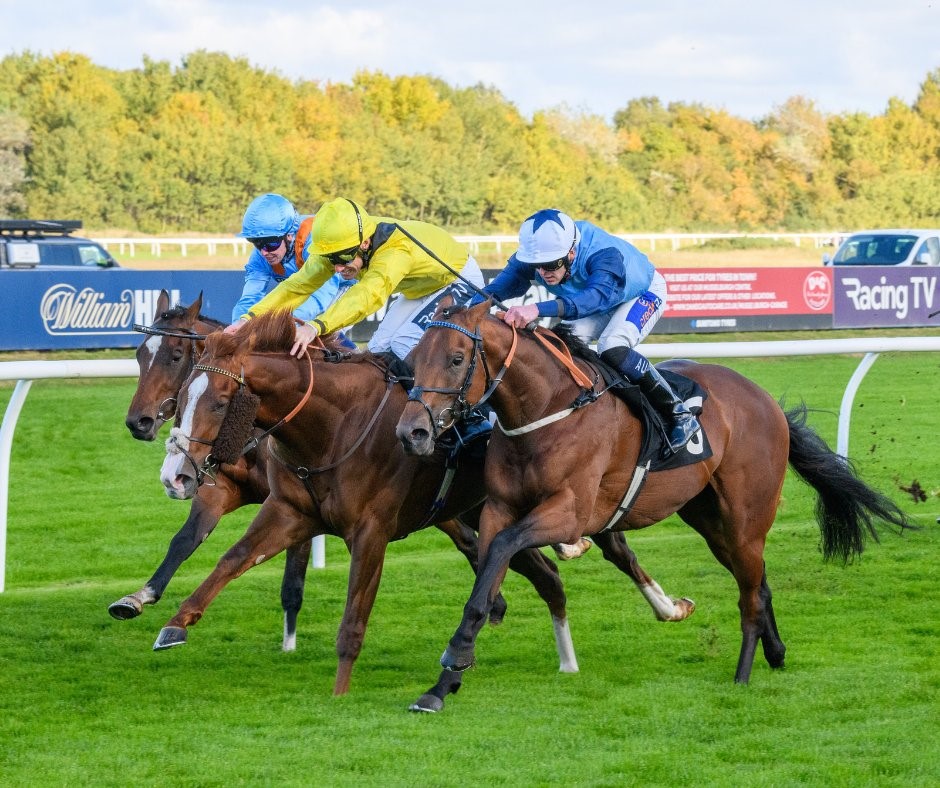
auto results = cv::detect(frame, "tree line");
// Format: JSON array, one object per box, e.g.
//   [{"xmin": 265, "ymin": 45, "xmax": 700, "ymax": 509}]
[{"xmin": 1, "ymin": 50, "xmax": 938, "ymax": 235}]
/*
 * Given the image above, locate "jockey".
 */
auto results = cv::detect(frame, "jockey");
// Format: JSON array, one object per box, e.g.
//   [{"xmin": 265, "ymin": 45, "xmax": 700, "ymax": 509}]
[
  {"xmin": 231, "ymin": 193, "xmax": 355, "ymax": 349},
  {"xmin": 228, "ymin": 197, "xmax": 484, "ymax": 361},
  {"xmin": 481, "ymin": 208, "xmax": 700, "ymax": 453}
]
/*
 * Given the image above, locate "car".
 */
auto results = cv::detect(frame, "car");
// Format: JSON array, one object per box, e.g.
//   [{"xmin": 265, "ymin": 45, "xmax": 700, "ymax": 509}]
[
  {"xmin": 822, "ymin": 229, "xmax": 940, "ymax": 266},
  {"xmin": 0, "ymin": 219, "xmax": 119, "ymax": 270}
]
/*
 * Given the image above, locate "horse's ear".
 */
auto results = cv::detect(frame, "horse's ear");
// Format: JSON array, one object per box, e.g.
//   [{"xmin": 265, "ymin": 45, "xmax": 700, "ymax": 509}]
[
  {"xmin": 184, "ymin": 292, "xmax": 203, "ymax": 323},
  {"xmin": 155, "ymin": 289, "xmax": 170, "ymax": 319},
  {"xmin": 434, "ymin": 295, "xmax": 456, "ymax": 319},
  {"xmin": 469, "ymin": 298, "xmax": 492, "ymax": 317}
]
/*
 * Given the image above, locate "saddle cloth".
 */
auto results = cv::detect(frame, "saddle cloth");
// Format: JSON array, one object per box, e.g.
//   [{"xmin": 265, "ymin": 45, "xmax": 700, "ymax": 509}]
[{"xmin": 600, "ymin": 365, "xmax": 713, "ymax": 472}]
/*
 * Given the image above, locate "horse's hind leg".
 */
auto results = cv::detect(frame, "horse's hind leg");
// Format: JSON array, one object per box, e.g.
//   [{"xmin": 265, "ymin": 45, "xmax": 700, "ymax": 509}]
[
  {"xmin": 758, "ymin": 568, "xmax": 785, "ymax": 669},
  {"xmin": 434, "ymin": 516, "xmax": 508, "ymax": 625},
  {"xmin": 281, "ymin": 538, "xmax": 312, "ymax": 652},
  {"xmin": 592, "ymin": 531, "xmax": 695, "ymax": 622},
  {"xmin": 677, "ymin": 489, "xmax": 782, "ymax": 683}
]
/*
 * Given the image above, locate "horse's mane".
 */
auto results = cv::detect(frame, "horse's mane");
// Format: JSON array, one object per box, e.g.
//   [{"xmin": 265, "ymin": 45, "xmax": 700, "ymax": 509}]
[
  {"xmin": 202, "ymin": 311, "xmax": 295, "ymax": 360},
  {"xmin": 549, "ymin": 324, "xmax": 601, "ymax": 364},
  {"xmin": 441, "ymin": 302, "xmax": 602, "ymax": 365}
]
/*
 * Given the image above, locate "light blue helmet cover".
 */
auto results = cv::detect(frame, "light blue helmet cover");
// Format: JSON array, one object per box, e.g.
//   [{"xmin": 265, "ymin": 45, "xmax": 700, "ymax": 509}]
[{"xmin": 238, "ymin": 193, "xmax": 300, "ymax": 238}]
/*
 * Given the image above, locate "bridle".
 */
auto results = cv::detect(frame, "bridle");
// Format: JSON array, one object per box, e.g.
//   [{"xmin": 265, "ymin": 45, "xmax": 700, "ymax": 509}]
[
  {"xmin": 169, "ymin": 352, "xmax": 315, "ymax": 486},
  {"xmin": 133, "ymin": 322, "xmax": 211, "ymax": 424},
  {"xmin": 405, "ymin": 318, "xmax": 517, "ymax": 439},
  {"xmin": 407, "ymin": 314, "xmax": 602, "ymax": 438}
]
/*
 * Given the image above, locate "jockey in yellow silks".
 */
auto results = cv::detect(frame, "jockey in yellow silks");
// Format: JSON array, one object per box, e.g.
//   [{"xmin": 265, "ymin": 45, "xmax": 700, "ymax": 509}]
[{"xmin": 227, "ymin": 197, "xmax": 483, "ymax": 360}]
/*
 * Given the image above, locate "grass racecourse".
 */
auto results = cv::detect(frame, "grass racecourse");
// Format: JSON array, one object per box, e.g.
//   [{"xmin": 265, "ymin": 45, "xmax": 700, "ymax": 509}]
[{"xmin": 0, "ymin": 338, "xmax": 938, "ymax": 786}]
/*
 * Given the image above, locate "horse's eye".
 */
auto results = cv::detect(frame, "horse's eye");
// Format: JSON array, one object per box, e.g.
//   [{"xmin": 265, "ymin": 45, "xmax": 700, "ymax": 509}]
[
  {"xmin": 171, "ymin": 348, "xmax": 184, "ymax": 362},
  {"xmin": 450, "ymin": 354, "xmax": 464, "ymax": 368},
  {"xmin": 212, "ymin": 399, "xmax": 228, "ymax": 413}
]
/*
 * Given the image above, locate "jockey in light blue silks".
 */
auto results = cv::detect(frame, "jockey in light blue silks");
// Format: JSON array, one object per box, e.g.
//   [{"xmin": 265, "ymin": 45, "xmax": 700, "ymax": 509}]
[
  {"xmin": 480, "ymin": 208, "xmax": 700, "ymax": 452},
  {"xmin": 231, "ymin": 193, "xmax": 355, "ymax": 348}
]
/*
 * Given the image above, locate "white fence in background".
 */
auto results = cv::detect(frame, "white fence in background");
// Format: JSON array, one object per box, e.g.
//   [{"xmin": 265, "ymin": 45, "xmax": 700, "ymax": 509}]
[
  {"xmin": 2, "ymin": 334, "xmax": 938, "ymax": 592},
  {"xmin": 93, "ymin": 232, "xmax": 843, "ymax": 258}
]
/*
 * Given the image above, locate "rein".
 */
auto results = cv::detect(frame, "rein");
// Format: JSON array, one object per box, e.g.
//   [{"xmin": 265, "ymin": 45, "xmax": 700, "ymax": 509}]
[
  {"xmin": 412, "ymin": 315, "xmax": 601, "ymax": 437},
  {"xmin": 133, "ymin": 324, "xmax": 210, "ymax": 341},
  {"xmin": 268, "ymin": 376, "xmax": 394, "ymax": 477},
  {"xmin": 173, "ymin": 349, "xmax": 317, "ymax": 484}
]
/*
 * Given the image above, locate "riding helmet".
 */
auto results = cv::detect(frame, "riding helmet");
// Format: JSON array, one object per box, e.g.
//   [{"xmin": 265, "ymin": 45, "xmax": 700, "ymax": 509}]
[
  {"xmin": 515, "ymin": 209, "xmax": 580, "ymax": 265},
  {"xmin": 238, "ymin": 194, "xmax": 300, "ymax": 239}
]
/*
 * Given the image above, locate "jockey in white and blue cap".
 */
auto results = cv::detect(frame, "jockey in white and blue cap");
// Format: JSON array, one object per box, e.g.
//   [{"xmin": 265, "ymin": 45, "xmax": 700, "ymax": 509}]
[{"xmin": 481, "ymin": 208, "xmax": 699, "ymax": 452}]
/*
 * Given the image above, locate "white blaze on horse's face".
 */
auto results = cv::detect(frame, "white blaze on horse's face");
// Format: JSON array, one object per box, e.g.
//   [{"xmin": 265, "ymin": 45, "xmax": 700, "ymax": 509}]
[
  {"xmin": 159, "ymin": 372, "xmax": 209, "ymax": 495},
  {"xmin": 143, "ymin": 334, "xmax": 163, "ymax": 373},
  {"xmin": 178, "ymin": 372, "xmax": 209, "ymax": 438}
]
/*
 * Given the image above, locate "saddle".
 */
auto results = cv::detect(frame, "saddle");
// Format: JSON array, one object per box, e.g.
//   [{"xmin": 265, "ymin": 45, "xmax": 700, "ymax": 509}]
[{"xmin": 594, "ymin": 361, "xmax": 712, "ymax": 472}]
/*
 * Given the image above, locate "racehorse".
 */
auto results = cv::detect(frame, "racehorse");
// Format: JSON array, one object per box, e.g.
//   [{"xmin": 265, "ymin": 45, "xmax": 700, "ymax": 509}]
[
  {"xmin": 153, "ymin": 309, "xmax": 579, "ymax": 698},
  {"xmin": 113, "ymin": 291, "xmax": 501, "ymax": 655},
  {"xmin": 396, "ymin": 300, "xmax": 915, "ymax": 696}
]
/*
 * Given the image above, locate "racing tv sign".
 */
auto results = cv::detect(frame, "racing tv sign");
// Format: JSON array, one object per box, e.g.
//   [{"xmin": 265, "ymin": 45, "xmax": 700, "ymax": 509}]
[{"xmin": 832, "ymin": 267, "xmax": 940, "ymax": 328}]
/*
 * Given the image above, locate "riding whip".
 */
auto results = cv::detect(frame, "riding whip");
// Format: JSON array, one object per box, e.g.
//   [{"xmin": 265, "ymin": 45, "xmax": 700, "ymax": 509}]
[{"xmin": 392, "ymin": 223, "xmax": 510, "ymax": 312}]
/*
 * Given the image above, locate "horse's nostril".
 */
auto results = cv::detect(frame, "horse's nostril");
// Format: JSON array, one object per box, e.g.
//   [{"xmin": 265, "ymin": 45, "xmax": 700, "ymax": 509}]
[{"xmin": 412, "ymin": 428, "xmax": 430, "ymax": 442}]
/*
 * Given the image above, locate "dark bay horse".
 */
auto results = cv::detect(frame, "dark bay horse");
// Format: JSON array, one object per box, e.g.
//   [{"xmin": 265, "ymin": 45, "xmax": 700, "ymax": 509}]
[
  {"xmin": 113, "ymin": 291, "xmax": 498, "ymax": 655},
  {"xmin": 396, "ymin": 300, "xmax": 914, "ymax": 695},
  {"xmin": 154, "ymin": 310, "xmax": 576, "ymax": 698}
]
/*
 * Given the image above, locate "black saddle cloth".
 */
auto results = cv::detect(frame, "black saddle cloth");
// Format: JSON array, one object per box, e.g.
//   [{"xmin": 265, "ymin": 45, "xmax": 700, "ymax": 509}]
[{"xmin": 596, "ymin": 363, "xmax": 712, "ymax": 471}]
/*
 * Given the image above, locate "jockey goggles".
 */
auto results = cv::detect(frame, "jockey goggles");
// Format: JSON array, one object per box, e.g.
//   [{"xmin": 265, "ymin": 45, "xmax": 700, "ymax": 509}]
[
  {"xmin": 532, "ymin": 255, "xmax": 568, "ymax": 272},
  {"xmin": 326, "ymin": 245, "xmax": 362, "ymax": 265},
  {"xmin": 250, "ymin": 236, "xmax": 285, "ymax": 253}
]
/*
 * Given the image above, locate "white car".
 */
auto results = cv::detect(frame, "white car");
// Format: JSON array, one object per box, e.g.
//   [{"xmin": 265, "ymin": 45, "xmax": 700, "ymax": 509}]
[{"xmin": 823, "ymin": 229, "xmax": 940, "ymax": 266}]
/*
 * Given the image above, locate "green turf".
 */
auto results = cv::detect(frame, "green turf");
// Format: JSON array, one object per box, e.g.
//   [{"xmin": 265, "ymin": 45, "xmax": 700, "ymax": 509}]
[{"xmin": 0, "ymin": 351, "xmax": 937, "ymax": 786}]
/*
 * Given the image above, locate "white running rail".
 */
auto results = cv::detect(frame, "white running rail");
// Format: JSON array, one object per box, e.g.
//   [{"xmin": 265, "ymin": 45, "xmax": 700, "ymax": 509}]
[{"xmin": 2, "ymin": 335, "xmax": 938, "ymax": 592}]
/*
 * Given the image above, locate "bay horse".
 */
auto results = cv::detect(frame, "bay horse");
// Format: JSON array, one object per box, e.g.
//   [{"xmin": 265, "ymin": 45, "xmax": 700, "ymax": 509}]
[
  {"xmin": 113, "ymin": 290, "xmax": 499, "ymax": 655},
  {"xmin": 153, "ymin": 309, "xmax": 579, "ymax": 699},
  {"xmin": 396, "ymin": 300, "xmax": 914, "ymax": 695}
]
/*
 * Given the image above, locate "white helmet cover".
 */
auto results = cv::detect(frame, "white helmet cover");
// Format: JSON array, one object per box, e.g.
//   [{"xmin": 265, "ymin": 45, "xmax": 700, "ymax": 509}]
[{"xmin": 515, "ymin": 209, "xmax": 579, "ymax": 264}]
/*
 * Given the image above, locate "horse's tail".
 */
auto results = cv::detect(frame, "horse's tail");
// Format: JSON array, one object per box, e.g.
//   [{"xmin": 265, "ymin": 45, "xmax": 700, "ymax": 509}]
[{"xmin": 784, "ymin": 402, "xmax": 916, "ymax": 564}]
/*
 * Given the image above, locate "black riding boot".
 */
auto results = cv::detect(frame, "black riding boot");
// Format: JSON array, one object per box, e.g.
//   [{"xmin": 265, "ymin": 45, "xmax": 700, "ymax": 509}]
[
  {"xmin": 634, "ymin": 366, "xmax": 700, "ymax": 452},
  {"xmin": 601, "ymin": 346, "xmax": 700, "ymax": 453}
]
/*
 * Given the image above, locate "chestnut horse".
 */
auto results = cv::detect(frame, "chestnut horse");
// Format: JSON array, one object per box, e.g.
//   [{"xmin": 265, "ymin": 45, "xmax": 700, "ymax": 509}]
[
  {"xmin": 113, "ymin": 291, "xmax": 501, "ymax": 654},
  {"xmin": 153, "ymin": 310, "xmax": 577, "ymax": 698},
  {"xmin": 396, "ymin": 301, "xmax": 914, "ymax": 696}
]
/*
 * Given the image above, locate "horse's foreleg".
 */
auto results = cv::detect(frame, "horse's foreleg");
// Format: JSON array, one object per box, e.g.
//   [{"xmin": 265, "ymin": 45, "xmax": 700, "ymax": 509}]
[
  {"xmin": 154, "ymin": 500, "xmax": 307, "ymax": 650},
  {"xmin": 434, "ymin": 516, "xmax": 508, "ymax": 625},
  {"xmin": 409, "ymin": 669, "xmax": 465, "ymax": 713},
  {"xmin": 441, "ymin": 495, "xmax": 577, "ymax": 673},
  {"xmin": 333, "ymin": 525, "xmax": 390, "ymax": 696},
  {"xmin": 109, "ymin": 489, "xmax": 232, "ymax": 620},
  {"xmin": 591, "ymin": 531, "xmax": 695, "ymax": 622},
  {"xmin": 281, "ymin": 538, "xmax": 312, "ymax": 652}
]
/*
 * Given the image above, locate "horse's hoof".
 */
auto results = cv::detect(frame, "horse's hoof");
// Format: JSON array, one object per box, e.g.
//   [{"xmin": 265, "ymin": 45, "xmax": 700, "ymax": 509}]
[
  {"xmin": 488, "ymin": 596, "xmax": 507, "ymax": 626},
  {"xmin": 408, "ymin": 694, "xmax": 444, "ymax": 713},
  {"xmin": 108, "ymin": 597, "xmax": 143, "ymax": 620},
  {"xmin": 153, "ymin": 626, "xmax": 188, "ymax": 650},
  {"xmin": 440, "ymin": 647, "xmax": 474, "ymax": 672},
  {"xmin": 552, "ymin": 537, "xmax": 593, "ymax": 561},
  {"xmin": 674, "ymin": 597, "xmax": 696, "ymax": 620}
]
